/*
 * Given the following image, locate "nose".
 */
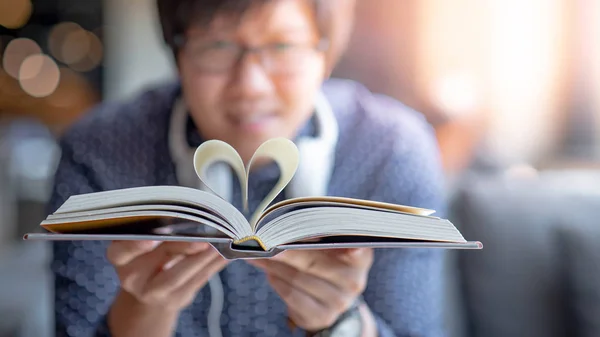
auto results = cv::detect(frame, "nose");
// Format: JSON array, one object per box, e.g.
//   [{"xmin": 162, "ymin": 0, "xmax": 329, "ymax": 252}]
[{"xmin": 228, "ymin": 53, "xmax": 274, "ymax": 98}]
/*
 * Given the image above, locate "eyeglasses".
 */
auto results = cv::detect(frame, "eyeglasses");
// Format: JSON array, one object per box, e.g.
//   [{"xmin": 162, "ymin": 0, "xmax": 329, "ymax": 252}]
[{"xmin": 173, "ymin": 36, "xmax": 330, "ymax": 75}]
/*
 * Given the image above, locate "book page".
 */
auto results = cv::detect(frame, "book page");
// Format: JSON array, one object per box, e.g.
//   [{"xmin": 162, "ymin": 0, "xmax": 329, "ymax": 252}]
[
  {"xmin": 194, "ymin": 140, "xmax": 248, "ymax": 210},
  {"xmin": 261, "ymin": 196, "xmax": 436, "ymax": 222},
  {"xmin": 257, "ymin": 207, "xmax": 465, "ymax": 250},
  {"xmin": 46, "ymin": 204, "xmax": 237, "ymax": 238},
  {"xmin": 42, "ymin": 211, "xmax": 236, "ymax": 238},
  {"xmin": 51, "ymin": 186, "xmax": 252, "ymax": 239},
  {"xmin": 247, "ymin": 138, "xmax": 299, "ymax": 230}
]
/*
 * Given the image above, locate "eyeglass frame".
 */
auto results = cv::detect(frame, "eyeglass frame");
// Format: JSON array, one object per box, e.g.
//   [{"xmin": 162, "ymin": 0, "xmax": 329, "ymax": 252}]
[{"xmin": 171, "ymin": 34, "xmax": 330, "ymax": 75}]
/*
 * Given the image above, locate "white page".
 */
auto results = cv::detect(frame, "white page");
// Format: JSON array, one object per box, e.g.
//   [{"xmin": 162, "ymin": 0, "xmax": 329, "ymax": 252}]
[
  {"xmin": 258, "ymin": 207, "xmax": 465, "ymax": 250},
  {"xmin": 53, "ymin": 186, "xmax": 252, "ymax": 238},
  {"xmin": 192, "ymin": 138, "xmax": 301, "ymax": 232},
  {"xmin": 193, "ymin": 139, "xmax": 248, "ymax": 209},
  {"xmin": 246, "ymin": 138, "xmax": 299, "ymax": 230},
  {"xmin": 46, "ymin": 204, "xmax": 236, "ymax": 238},
  {"xmin": 42, "ymin": 210, "xmax": 240, "ymax": 239}
]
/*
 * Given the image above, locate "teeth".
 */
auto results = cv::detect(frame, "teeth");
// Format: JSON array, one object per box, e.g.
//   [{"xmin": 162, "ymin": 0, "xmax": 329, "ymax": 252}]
[{"xmin": 241, "ymin": 115, "xmax": 270, "ymax": 124}]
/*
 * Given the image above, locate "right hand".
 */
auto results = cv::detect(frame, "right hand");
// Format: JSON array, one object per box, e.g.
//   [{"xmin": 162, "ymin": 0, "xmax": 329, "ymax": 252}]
[{"xmin": 106, "ymin": 240, "xmax": 228, "ymax": 311}]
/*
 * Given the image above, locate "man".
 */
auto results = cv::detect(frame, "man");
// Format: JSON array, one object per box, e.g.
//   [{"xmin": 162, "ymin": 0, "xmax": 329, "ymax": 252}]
[{"xmin": 51, "ymin": 0, "xmax": 447, "ymax": 336}]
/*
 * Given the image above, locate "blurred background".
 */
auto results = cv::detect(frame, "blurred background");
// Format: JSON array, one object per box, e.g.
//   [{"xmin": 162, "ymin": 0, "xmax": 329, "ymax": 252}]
[{"xmin": 0, "ymin": 0, "xmax": 599, "ymax": 336}]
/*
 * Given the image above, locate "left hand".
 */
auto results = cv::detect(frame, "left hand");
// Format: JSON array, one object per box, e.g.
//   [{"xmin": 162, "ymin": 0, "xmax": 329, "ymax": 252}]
[{"xmin": 247, "ymin": 248, "xmax": 374, "ymax": 332}]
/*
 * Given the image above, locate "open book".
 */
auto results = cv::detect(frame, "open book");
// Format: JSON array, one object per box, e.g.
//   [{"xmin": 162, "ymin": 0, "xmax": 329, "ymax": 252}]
[{"xmin": 24, "ymin": 138, "xmax": 481, "ymax": 259}]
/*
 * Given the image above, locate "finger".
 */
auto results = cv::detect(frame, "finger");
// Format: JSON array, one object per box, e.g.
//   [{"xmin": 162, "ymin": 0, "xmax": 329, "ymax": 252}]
[
  {"xmin": 155, "ymin": 241, "xmax": 212, "ymax": 257},
  {"xmin": 173, "ymin": 253, "xmax": 229, "ymax": 298},
  {"xmin": 330, "ymin": 248, "xmax": 374, "ymax": 266},
  {"xmin": 131, "ymin": 241, "xmax": 209, "ymax": 274},
  {"xmin": 119, "ymin": 242, "xmax": 209, "ymax": 293},
  {"xmin": 161, "ymin": 254, "xmax": 186, "ymax": 271},
  {"xmin": 256, "ymin": 259, "xmax": 352, "ymax": 311},
  {"xmin": 270, "ymin": 251, "xmax": 371, "ymax": 292},
  {"xmin": 145, "ymin": 248, "xmax": 221, "ymax": 294},
  {"xmin": 275, "ymin": 248, "xmax": 373, "ymax": 268},
  {"xmin": 268, "ymin": 274, "xmax": 336, "ymax": 331},
  {"xmin": 271, "ymin": 250, "xmax": 322, "ymax": 270},
  {"xmin": 106, "ymin": 240, "xmax": 160, "ymax": 266},
  {"xmin": 245, "ymin": 258, "xmax": 269, "ymax": 269}
]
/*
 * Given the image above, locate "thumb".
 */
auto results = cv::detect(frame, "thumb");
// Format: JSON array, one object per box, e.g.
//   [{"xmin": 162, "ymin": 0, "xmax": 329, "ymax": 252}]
[
  {"xmin": 107, "ymin": 240, "xmax": 161, "ymax": 266},
  {"xmin": 332, "ymin": 247, "xmax": 369, "ymax": 264}
]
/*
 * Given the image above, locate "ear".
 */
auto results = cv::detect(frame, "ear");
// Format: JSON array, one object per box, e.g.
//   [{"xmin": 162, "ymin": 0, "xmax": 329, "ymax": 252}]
[{"xmin": 173, "ymin": 48, "xmax": 184, "ymax": 75}]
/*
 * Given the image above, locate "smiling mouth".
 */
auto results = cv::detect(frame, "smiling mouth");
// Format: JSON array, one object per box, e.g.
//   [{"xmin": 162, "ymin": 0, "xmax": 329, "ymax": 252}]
[{"xmin": 228, "ymin": 113, "xmax": 278, "ymax": 132}]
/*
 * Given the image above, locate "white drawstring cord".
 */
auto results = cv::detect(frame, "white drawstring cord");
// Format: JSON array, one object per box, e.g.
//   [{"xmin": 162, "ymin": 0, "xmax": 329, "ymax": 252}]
[
  {"xmin": 168, "ymin": 91, "xmax": 338, "ymax": 337},
  {"xmin": 207, "ymin": 274, "xmax": 225, "ymax": 337}
]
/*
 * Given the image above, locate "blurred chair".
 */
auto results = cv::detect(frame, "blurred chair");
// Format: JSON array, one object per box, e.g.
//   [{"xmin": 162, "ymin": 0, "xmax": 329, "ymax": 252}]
[
  {"xmin": 0, "ymin": 119, "xmax": 18, "ymax": 247},
  {"xmin": 0, "ymin": 241, "xmax": 52, "ymax": 337},
  {"xmin": 0, "ymin": 118, "xmax": 57, "ymax": 337},
  {"xmin": 447, "ymin": 168, "xmax": 600, "ymax": 337}
]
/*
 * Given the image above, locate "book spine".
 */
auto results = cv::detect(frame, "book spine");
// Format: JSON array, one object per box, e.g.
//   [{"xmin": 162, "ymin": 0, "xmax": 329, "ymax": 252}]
[{"xmin": 233, "ymin": 236, "xmax": 268, "ymax": 251}]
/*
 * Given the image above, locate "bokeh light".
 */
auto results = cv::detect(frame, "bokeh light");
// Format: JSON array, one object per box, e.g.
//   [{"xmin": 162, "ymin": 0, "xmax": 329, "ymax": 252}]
[
  {"xmin": 0, "ymin": 0, "xmax": 33, "ymax": 29},
  {"xmin": 431, "ymin": 73, "xmax": 481, "ymax": 118},
  {"xmin": 18, "ymin": 54, "xmax": 61, "ymax": 98},
  {"xmin": 19, "ymin": 54, "xmax": 45, "ymax": 81},
  {"xmin": 69, "ymin": 31, "xmax": 103, "ymax": 72},
  {"xmin": 2, "ymin": 38, "xmax": 41, "ymax": 79},
  {"xmin": 61, "ymin": 27, "xmax": 91, "ymax": 64},
  {"xmin": 48, "ymin": 22, "xmax": 104, "ymax": 72},
  {"xmin": 48, "ymin": 22, "xmax": 81, "ymax": 63}
]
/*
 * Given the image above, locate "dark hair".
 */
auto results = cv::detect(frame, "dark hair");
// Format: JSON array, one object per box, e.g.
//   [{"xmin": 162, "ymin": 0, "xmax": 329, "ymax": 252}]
[{"xmin": 156, "ymin": 0, "xmax": 354, "ymax": 69}]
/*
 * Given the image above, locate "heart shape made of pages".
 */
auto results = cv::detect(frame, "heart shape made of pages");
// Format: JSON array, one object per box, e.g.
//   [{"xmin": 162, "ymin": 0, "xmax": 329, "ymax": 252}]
[{"xmin": 193, "ymin": 137, "xmax": 300, "ymax": 228}]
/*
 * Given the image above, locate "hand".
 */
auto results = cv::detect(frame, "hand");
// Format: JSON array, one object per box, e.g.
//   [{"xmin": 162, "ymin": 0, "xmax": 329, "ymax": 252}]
[
  {"xmin": 106, "ymin": 240, "xmax": 228, "ymax": 311},
  {"xmin": 248, "ymin": 248, "xmax": 374, "ymax": 332}
]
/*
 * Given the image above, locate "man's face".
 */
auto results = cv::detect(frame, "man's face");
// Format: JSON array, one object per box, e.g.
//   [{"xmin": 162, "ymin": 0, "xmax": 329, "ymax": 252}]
[{"xmin": 177, "ymin": 0, "xmax": 327, "ymax": 164}]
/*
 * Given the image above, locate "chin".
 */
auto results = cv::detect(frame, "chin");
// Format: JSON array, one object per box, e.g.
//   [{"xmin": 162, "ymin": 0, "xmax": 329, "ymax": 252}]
[
  {"xmin": 240, "ymin": 130, "xmax": 288, "ymax": 144},
  {"xmin": 232, "ymin": 138, "xmax": 266, "ymax": 163},
  {"xmin": 232, "ymin": 134, "xmax": 285, "ymax": 164}
]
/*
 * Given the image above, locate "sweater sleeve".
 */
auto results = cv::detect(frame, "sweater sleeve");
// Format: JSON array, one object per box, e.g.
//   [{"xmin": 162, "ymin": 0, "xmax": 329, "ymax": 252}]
[
  {"xmin": 361, "ymin": 116, "xmax": 448, "ymax": 337},
  {"xmin": 49, "ymin": 136, "xmax": 119, "ymax": 337}
]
